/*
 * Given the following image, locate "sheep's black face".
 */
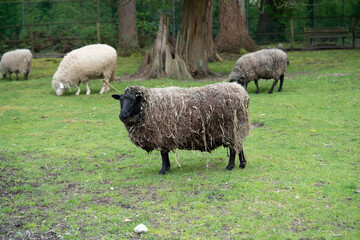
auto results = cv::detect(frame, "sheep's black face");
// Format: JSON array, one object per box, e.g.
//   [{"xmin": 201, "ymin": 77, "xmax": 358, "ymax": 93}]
[
  {"xmin": 112, "ymin": 92, "xmax": 142, "ymax": 124},
  {"xmin": 229, "ymin": 73, "xmax": 247, "ymax": 89},
  {"xmin": 236, "ymin": 77, "xmax": 247, "ymax": 88}
]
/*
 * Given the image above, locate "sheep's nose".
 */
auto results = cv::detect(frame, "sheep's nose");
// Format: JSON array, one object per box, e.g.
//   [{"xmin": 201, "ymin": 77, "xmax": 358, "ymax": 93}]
[{"xmin": 119, "ymin": 112, "xmax": 129, "ymax": 121}]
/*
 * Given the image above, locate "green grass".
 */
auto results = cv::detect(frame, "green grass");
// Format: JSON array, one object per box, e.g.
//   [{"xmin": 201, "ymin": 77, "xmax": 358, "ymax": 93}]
[{"xmin": 1, "ymin": 50, "xmax": 359, "ymax": 239}]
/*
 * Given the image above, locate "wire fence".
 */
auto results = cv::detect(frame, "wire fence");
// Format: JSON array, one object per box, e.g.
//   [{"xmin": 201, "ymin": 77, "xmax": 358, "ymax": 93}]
[
  {"xmin": 0, "ymin": 0, "xmax": 359, "ymax": 56},
  {"xmin": 248, "ymin": 15, "xmax": 359, "ymax": 50}
]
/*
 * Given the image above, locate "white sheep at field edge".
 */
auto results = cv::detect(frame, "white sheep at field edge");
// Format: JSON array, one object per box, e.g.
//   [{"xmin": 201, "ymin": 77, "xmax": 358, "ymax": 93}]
[{"xmin": 0, "ymin": 49, "xmax": 33, "ymax": 80}]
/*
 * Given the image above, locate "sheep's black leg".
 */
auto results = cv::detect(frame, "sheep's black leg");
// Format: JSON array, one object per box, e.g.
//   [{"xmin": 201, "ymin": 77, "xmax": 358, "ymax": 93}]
[
  {"xmin": 226, "ymin": 148, "xmax": 236, "ymax": 171},
  {"xmin": 24, "ymin": 71, "xmax": 29, "ymax": 80},
  {"xmin": 254, "ymin": 80, "xmax": 260, "ymax": 94},
  {"xmin": 278, "ymin": 75, "xmax": 284, "ymax": 92},
  {"xmin": 239, "ymin": 148, "xmax": 246, "ymax": 169},
  {"xmin": 159, "ymin": 151, "xmax": 170, "ymax": 175},
  {"xmin": 239, "ymin": 81, "xmax": 248, "ymax": 90},
  {"xmin": 268, "ymin": 79, "xmax": 278, "ymax": 94}
]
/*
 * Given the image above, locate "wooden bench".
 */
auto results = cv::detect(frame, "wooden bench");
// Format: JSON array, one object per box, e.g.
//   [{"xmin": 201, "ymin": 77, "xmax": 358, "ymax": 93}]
[{"xmin": 304, "ymin": 27, "xmax": 351, "ymax": 48}]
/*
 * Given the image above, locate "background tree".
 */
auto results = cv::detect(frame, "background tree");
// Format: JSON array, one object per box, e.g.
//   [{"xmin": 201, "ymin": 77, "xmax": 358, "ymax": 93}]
[
  {"xmin": 215, "ymin": 0, "xmax": 258, "ymax": 53},
  {"xmin": 135, "ymin": 0, "xmax": 216, "ymax": 79},
  {"xmin": 177, "ymin": 0, "xmax": 215, "ymax": 77},
  {"xmin": 204, "ymin": 0, "xmax": 219, "ymax": 62},
  {"xmin": 118, "ymin": 0, "xmax": 139, "ymax": 56}
]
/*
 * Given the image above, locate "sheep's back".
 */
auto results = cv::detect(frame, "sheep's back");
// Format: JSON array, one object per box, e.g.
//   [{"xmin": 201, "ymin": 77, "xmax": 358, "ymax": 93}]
[
  {"xmin": 53, "ymin": 44, "xmax": 116, "ymax": 84},
  {"xmin": 237, "ymin": 49, "xmax": 288, "ymax": 81},
  {"xmin": 126, "ymin": 82, "xmax": 250, "ymax": 153}
]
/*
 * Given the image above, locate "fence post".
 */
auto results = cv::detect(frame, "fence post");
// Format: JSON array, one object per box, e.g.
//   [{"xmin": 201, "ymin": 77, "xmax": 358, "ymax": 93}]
[
  {"xmin": 22, "ymin": 1, "xmax": 25, "ymax": 30},
  {"xmin": 352, "ymin": 17, "xmax": 356, "ymax": 49},
  {"xmin": 97, "ymin": 22, "xmax": 101, "ymax": 43},
  {"xmin": 29, "ymin": 25, "xmax": 35, "ymax": 54},
  {"xmin": 97, "ymin": 0, "xmax": 101, "ymax": 43},
  {"xmin": 290, "ymin": 17, "xmax": 294, "ymax": 51}
]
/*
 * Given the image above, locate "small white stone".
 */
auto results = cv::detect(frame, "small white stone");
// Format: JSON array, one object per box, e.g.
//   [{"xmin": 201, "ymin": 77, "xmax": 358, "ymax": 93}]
[{"xmin": 134, "ymin": 224, "xmax": 149, "ymax": 234}]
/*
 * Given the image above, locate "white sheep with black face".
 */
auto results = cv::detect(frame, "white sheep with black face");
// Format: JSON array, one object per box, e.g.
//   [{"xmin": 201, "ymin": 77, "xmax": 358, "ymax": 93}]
[
  {"xmin": 229, "ymin": 48, "xmax": 289, "ymax": 94},
  {"xmin": 52, "ymin": 44, "xmax": 117, "ymax": 96},
  {"xmin": 0, "ymin": 49, "xmax": 33, "ymax": 80}
]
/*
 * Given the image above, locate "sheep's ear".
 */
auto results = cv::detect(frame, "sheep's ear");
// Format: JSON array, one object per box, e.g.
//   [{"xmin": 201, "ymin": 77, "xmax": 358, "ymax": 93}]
[
  {"xmin": 135, "ymin": 93, "xmax": 143, "ymax": 102},
  {"xmin": 112, "ymin": 94, "xmax": 122, "ymax": 101},
  {"xmin": 59, "ymin": 82, "xmax": 64, "ymax": 89}
]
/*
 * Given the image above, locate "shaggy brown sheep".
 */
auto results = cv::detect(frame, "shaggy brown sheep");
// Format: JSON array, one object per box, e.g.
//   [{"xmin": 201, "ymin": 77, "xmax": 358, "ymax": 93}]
[
  {"xmin": 112, "ymin": 82, "xmax": 251, "ymax": 174},
  {"xmin": 229, "ymin": 49, "xmax": 289, "ymax": 94}
]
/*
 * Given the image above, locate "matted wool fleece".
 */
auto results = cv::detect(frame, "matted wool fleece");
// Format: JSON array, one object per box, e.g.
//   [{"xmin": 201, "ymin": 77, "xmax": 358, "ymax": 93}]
[{"xmin": 123, "ymin": 82, "xmax": 250, "ymax": 153}]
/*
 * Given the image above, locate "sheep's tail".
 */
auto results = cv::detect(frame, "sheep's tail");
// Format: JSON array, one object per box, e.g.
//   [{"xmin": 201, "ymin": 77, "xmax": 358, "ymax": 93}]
[{"xmin": 27, "ymin": 56, "xmax": 33, "ymax": 71}]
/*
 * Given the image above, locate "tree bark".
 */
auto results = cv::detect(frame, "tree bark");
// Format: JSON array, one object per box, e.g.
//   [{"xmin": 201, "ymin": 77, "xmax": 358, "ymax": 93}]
[
  {"xmin": 134, "ymin": 14, "xmax": 193, "ymax": 80},
  {"xmin": 135, "ymin": 0, "xmax": 216, "ymax": 79},
  {"xmin": 177, "ymin": 0, "xmax": 214, "ymax": 77},
  {"xmin": 118, "ymin": 0, "xmax": 139, "ymax": 56},
  {"xmin": 205, "ymin": 0, "xmax": 218, "ymax": 62},
  {"xmin": 215, "ymin": 0, "xmax": 258, "ymax": 53}
]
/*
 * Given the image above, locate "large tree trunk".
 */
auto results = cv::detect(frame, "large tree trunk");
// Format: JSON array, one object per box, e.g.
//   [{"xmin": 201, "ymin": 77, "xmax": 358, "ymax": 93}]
[
  {"xmin": 205, "ymin": 0, "xmax": 218, "ymax": 62},
  {"xmin": 177, "ymin": 0, "xmax": 214, "ymax": 77},
  {"xmin": 118, "ymin": 0, "xmax": 139, "ymax": 56},
  {"xmin": 134, "ymin": 14, "xmax": 193, "ymax": 80},
  {"xmin": 215, "ymin": 0, "xmax": 258, "ymax": 53}
]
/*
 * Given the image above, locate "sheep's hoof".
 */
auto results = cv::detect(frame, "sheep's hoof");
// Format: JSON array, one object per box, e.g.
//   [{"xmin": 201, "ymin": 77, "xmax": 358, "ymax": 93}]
[
  {"xmin": 239, "ymin": 163, "xmax": 246, "ymax": 169},
  {"xmin": 226, "ymin": 165, "xmax": 235, "ymax": 171},
  {"xmin": 159, "ymin": 167, "xmax": 170, "ymax": 175}
]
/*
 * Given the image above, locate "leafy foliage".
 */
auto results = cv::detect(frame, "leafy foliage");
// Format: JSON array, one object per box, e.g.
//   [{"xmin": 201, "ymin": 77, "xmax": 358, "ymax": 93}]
[{"xmin": 0, "ymin": 0, "xmax": 359, "ymax": 53}]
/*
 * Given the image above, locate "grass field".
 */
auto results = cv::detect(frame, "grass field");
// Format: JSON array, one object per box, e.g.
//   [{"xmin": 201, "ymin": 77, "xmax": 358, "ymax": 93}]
[{"xmin": 0, "ymin": 50, "xmax": 359, "ymax": 239}]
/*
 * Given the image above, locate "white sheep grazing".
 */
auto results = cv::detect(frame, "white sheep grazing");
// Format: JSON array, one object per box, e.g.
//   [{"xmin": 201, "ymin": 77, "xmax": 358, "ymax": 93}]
[
  {"xmin": 0, "ymin": 49, "xmax": 33, "ymax": 80},
  {"xmin": 52, "ymin": 44, "xmax": 117, "ymax": 96}
]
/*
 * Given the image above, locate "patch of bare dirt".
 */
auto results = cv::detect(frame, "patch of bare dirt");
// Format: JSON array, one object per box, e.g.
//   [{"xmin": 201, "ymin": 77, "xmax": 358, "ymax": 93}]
[
  {"xmin": 287, "ymin": 71, "xmax": 313, "ymax": 78},
  {"xmin": 0, "ymin": 225, "xmax": 60, "ymax": 240},
  {"xmin": 218, "ymin": 52, "xmax": 241, "ymax": 61},
  {"xmin": 251, "ymin": 122, "xmax": 265, "ymax": 129},
  {"xmin": 316, "ymin": 73, "xmax": 350, "ymax": 79}
]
